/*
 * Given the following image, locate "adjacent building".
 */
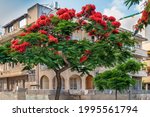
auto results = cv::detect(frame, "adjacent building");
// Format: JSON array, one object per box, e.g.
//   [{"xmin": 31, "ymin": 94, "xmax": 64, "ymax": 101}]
[{"xmin": 0, "ymin": 3, "xmax": 148, "ymax": 94}]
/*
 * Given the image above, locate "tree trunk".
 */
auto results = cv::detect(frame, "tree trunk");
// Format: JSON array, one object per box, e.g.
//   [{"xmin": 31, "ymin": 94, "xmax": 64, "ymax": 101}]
[
  {"xmin": 115, "ymin": 89, "xmax": 118, "ymax": 100},
  {"xmin": 55, "ymin": 71, "xmax": 62, "ymax": 100}
]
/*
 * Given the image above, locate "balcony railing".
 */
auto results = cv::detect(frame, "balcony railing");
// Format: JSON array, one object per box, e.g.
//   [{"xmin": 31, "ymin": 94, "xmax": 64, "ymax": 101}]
[
  {"xmin": 0, "ymin": 29, "xmax": 22, "ymax": 43},
  {"xmin": 132, "ymin": 70, "xmax": 147, "ymax": 77},
  {"xmin": 134, "ymin": 48, "xmax": 148, "ymax": 57}
]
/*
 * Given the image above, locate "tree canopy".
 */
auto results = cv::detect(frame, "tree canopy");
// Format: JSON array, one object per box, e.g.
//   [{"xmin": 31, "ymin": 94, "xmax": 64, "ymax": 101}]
[
  {"xmin": 94, "ymin": 59, "xmax": 143, "ymax": 99},
  {"xmin": 0, "ymin": 4, "xmax": 139, "ymax": 99}
]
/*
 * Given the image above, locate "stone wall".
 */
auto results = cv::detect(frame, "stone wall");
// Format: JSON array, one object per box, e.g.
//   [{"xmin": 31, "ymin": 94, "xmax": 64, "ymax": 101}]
[
  {"xmin": 1, "ymin": 91, "xmax": 150, "ymax": 100},
  {"xmin": 0, "ymin": 92, "xmax": 18, "ymax": 100}
]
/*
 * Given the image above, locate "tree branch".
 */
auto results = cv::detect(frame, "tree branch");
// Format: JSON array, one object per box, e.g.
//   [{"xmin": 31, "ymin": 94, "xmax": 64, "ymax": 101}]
[{"xmin": 60, "ymin": 52, "xmax": 71, "ymax": 72}]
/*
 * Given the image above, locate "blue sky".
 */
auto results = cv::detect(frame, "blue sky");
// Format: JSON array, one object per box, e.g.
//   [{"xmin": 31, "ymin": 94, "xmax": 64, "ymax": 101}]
[{"xmin": 0, "ymin": 0, "xmax": 144, "ymax": 32}]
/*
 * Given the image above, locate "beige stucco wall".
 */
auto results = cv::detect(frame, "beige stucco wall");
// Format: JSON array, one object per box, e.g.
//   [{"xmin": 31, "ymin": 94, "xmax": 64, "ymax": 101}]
[{"xmin": 27, "ymin": 4, "xmax": 38, "ymax": 25}]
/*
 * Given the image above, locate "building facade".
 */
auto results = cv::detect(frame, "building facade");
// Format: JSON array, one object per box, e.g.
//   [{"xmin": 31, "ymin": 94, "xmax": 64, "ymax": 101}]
[
  {"xmin": 0, "ymin": 3, "xmax": 148, "ymax": 94},
  {"xmin": 142, "ymin": 51, "xmax": 150, "ymax": 90}
]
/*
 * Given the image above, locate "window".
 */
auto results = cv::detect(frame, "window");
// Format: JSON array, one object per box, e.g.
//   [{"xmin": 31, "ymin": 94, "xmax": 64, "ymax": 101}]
[
  {"xmin": 19, "ymin": 18, "xmax": 26, "ymax": 28},
  {"xmin": 91, "ymin": 36, "xmax": 95, "ymax": 42},
  {"xmin": 8, "ymin": 62, "xmax": 15, "ymax": 69},
  {"xmin": 8, "ymin": 25, "xmax": 13, "ymax": 33},
  {"xmin": 70, "ymin": 78, "xmax": 77, "ymax": 89},
  {"xmin": 12, "ymin": 63, "xmax": 15, "ymax": 68},
  {"xmin": 135, "ymin": 43, "xmax": 141, "ymax": 48}
]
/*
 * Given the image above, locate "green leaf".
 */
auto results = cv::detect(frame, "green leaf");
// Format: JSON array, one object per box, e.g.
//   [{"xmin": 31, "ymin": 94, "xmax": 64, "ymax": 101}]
[{"xmin": 124, "ymin": 0, "xmax": 142, "ymax": 9}]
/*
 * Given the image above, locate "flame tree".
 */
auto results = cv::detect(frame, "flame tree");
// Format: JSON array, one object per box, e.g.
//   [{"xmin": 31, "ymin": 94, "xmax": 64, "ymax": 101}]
[
  {"xmin": 124, "ymin": 0, "xmax": 150, "ymax": 31},
  {"xmin": 0, "ymin": 4, "xmax": 137, "ymax": 100}
]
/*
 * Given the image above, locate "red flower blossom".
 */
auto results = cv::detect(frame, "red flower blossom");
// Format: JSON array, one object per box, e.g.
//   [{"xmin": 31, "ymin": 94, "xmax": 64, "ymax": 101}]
[
  {"xmin": 81, "ymin": 20, "xmax": 87, "ymax": 25},
  {"xmin": 103, "ymin": 15, "xmax": 108, "ymax": 20},
  {"xmin": 65, "ymin": 36, "xmax": 71, "ymax": 40},
  {"xmin": 49, "ymin": 14, "xmax": 54, "ymax": 18},
  {"xmin": 48, "ymin": 35, "xmax": 58, "ymax": 43},
  {"xmin": 11, "ymin": 39, "xmax": 19, "ymax": 45},
  {"xmin": 111, "ymin": 21, "xmax": 121, "ymax": 28},
  {"xmin": 117, "ymin": 42, "xmax": 122, "ymax": 47},
  {"xmin": 68, "ymin": 9, "xmax": 76, "ymax": 17},
  {"xmin": 59, "ymin": 13, "xmax": 71, "ymax": 20},
  {"xmin": 80, "ymin": 55, "xmax": 88, "ymax": 63},
  {"xmin": 40, "ymin": 15, "xmax": 47, "ymax": 20},
  {"xmin": 57, "ymin": 8, "xmax": 75, "ymax": 20},
  {"xmin": 22, "ymin": 42, "xmax": 30, "ymax": 47},
  {"xmin": 90, "ymin": 16, "xmax": 102, "ymax": 23},
  {"xmin": 112, "ymin": 29, "xmax": 119, "ymax": 34},
  {"xmin": 11, "ymin": 40, "xmax": 30, "ymax": 53},
  {"xmin": 38, "ymin": 20, "xmax": 47, "ymax": 26},
  {"xmin": 56, "ymin": 8, "xmax": 68, "ymax": 15},
  {"xmin": 92, "ymin": 12, "xmax": 102, "ymax": 18},
  {"xmin": 103, "ymin": 27, "xmax": 108, "ymax": 30},
  {"xmin": 82, "ymin": 4, "xmax": 96, "ymax": 12},
  {"xmin": 54, "ymin": 51, "xmax": 61, "ymax": 55},
  {"xmin": 26, "ymin": 23, "xmax": 39, "ymax": 32},
  {"xmin": 38, "ymin": 30, "xmax": 48, "ymax": 35},
  {"xmin": 19, "ymin": 32, "xmax": 29, "ymax": 36},
  {"xmin": 76, "ymin": 11, "xmax": 83, "ymax": 17},
  {"xmin": 26, "ymin": 27, "xmax": 32, "ymax": 32},
  {"xmin": 36, "ymin": 16, "xmax": 50, "ymax": 26},
  {"xmin": 141, "ymin": 10, "xmax": 149, "ymax": 22},
  {"xmin": 32, "ymin": 23, "xmax": 40, "ymax": 29},
  {"xmin": 81, "ymin": 4, "xmax": 96, "ymax": 16},
  {"xmin": 108, "ymin": 16, "xmax": 116, "ymax": 22},
  {"xmin": 103, "ymin": 33, "xmax": 110, "ymax": 37},
  {"xmin": 91, "ymin": 11, "xmax": 96, "ymax": 15},
  {"xmin": 88, "ymin": 30, "xmax": 96, "ymax": 36},
  {"xmin": 84, "ymin": 50, "xmax": 91, "ymax": 55},
  {"xmin": 100, "ymin": 20, "xmax": 107, "ymax": 27}
]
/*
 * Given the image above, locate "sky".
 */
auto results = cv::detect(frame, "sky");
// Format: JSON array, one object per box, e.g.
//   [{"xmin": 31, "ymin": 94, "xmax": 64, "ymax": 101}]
[{"xmin": 0, "ymin": 0, "xmax": 146, "ymax": 33}]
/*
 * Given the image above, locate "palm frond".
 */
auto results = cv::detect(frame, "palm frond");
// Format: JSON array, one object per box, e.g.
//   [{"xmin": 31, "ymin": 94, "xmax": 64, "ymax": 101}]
[{"xmin": 124, "ymin": 0, "xmax": 142, "ymax": 9}]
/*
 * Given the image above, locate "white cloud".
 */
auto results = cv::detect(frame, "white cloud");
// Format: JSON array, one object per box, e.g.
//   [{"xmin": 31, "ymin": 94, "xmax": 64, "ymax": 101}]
[
  {"xmin": 103, "ymin": 0, "xmax": 125, "ymax": 22},
  {"xmin": 103, "ymin": 6, "xmax": 124, "ymax": 20},
  {"xmin": 103, "ymin": 0, "xmax": 143, "ymax": 33},
  {"xmin": 120, "ymin": 14, "xmax": 141, "ymax": 30},
  {"xmin": 135, "ymin": 0, "xmax": 146, "ymax": 12},
  {"xmin": 112, "ymin": 0, "xmax": 125, "ymax": 9}
]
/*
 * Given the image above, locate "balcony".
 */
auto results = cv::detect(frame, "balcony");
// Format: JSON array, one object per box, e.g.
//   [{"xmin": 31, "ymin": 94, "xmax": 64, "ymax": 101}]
[
  {"xmin": 134, "ymin": 48, "xmax": 148, "ymax": 58},
  {"xmin": 144, "ymin": 60, "xmax": 150, "ymax": 67},
  {"xmin": 0, "ymin": 29, "xmax": 22, "ymax": 43},
  {"xmin": 132, "ymin": 70, "xmax": 147, "ymax": 77},
  {"xmin": 0, "ymin": 71, "xmax": 28, "ymax": 78},
  {"xmin": 0, "ymin": 64, "xmax": 28, "ymax": 78},
  {"xmin": 142, "ymin": 76, "xmax": 150, "ymax": 83}
]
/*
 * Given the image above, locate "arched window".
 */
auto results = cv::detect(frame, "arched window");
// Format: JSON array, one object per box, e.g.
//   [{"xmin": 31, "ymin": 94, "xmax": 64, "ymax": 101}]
[
  {"xmin": 40, "ymin": 76, "xmax": 49, "ymax": 89},
  {"xmin": 69, "ymin": 75, "xmax": 81, "ymax": 90},
  {"xmin": 86, "ymin": 75, "xmax": 94, "ymax": 89}
]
